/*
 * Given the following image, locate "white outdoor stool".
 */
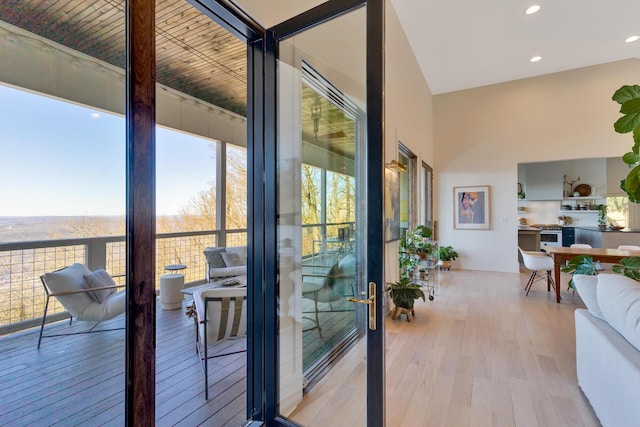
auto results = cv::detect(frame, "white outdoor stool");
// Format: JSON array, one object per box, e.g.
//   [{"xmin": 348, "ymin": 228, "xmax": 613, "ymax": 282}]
[{"xmin": 160, "ymin": 273, "xmax": 185, "ymax": 310}]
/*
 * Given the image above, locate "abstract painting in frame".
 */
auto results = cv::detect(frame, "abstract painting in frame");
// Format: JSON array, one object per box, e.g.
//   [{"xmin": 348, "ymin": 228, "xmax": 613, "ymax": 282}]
[
  {"xmin": 454, "ymin": 185, "xmax": 490, "ymax": 229},
  {"xmin": 385, "ymin": 167, "xmax": 401, "ymax": 241}
]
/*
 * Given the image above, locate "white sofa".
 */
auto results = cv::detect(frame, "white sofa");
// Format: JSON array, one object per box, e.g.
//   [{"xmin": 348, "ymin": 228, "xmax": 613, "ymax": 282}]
[
  {"xmin": 572, "ymin": 273, "xmax": 640, "ymax": 427},
  {"xmin": 204, "ymin": 246, "xmax": 247, "ymax": 282}
]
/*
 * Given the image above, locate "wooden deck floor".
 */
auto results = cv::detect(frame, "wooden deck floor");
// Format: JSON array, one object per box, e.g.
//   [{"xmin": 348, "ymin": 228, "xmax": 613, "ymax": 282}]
[{"xmin": 0, "ymin": 299, "xmax": 247, "ymax": 427}]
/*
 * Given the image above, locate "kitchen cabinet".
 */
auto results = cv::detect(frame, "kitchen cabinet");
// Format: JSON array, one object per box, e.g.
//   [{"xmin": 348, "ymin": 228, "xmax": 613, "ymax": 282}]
[
  {"xmin": 575, "ymin": 227, "xmax": 602, "ymax": 248},
  {"xmin": 518, "ymin": 227, "xmax": 540, "ymax": 262},
  {"xmin": 562, "ymin": 227, "xmax": 575, "ymax": 247},
  {"xmin": 524, "ymin": 161, "xmax": 563, "ymax": 200},
  {"xmin": 574, "ymin": 226, "xmax": 640, "ymax": 248}
]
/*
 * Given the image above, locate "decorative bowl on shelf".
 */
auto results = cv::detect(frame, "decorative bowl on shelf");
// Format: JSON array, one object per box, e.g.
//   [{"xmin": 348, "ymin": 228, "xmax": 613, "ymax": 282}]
[{"xmin": 574, "ymin": 183, "xmax": 592, "ymax": 197}]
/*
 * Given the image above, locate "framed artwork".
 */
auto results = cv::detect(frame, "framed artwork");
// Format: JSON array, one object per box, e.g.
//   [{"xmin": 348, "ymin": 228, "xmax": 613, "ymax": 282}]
[
  {"xmin": 384, "ymin": 167, "xmax": 401, "ymax": 241},
  {"xmin": 454, "ymin": 185, "xmax": 490, "ymax": 229}
]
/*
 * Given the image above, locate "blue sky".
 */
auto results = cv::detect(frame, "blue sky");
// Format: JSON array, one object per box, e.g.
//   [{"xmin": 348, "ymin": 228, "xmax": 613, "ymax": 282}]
[{"xmin": 0, "ymin": 84, "xmax": 217, "ymax": 216}]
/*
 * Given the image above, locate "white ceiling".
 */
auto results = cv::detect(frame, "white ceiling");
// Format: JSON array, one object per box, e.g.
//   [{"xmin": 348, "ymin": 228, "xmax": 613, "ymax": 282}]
[{"xmin": 390, "ymin": 0, "xmax": 640, "ymax": 94}]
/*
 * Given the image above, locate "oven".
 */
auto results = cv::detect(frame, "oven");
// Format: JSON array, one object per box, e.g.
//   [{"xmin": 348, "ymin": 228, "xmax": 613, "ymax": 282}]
[
  {"xmin": 532, "ymin": 224, "xmax": 563, "ymax": 249},
  {"xmin": 540, "ymin": 230, "xmax": 562, "ymax": 249}
]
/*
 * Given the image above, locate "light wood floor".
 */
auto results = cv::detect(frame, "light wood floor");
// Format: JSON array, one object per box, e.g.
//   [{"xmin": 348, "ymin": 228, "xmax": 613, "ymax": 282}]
[{"xmin": 291, "ymin": 269, "xmax": 602, "ymax": 427}]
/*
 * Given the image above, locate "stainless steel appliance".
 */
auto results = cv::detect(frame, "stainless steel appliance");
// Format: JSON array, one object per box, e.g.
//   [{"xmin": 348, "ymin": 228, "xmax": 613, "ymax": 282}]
[{"xmin": 531, "ymin": 224, "xmax": 563, "ymax": 249}]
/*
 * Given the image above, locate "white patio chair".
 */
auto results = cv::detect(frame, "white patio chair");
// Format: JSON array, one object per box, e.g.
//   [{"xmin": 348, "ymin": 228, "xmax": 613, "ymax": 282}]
[
  {"xmin": 193, "ymin": 287, "xmax": 247, "ymax": 400},
  {"xmin": 38, "ymin": 263, "xmax": 125, "ymax": 348}
]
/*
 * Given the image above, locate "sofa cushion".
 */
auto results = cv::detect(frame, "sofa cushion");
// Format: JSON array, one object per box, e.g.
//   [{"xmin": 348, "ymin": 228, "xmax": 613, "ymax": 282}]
[
  {"xmin": 222, "ymin": 251, "xmax": 244, "ymax": 267},
  {"xmin": 204, "ymin": 247, "xmax": 227, "ymax": 268},
  {"xmin": 83, "ymin": 268, "xmax": 117, "ymax": 303},
  {"xmin": 42, "ymin": 263, "xmax": 93, "ymax": 318},
  {"xmin": 225, "ymin": 246, "xmax": 247, "ymax": 266},
  {"xmin": 597, "ymin": 273, "xmax": 640, "ymax": 352},
  {"xmin": 573, "ymin": 274, "xmax": 604, "ymax": 320}
]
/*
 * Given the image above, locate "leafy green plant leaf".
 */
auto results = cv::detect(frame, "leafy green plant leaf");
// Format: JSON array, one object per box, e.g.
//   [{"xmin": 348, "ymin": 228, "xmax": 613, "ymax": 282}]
[
  {"xmin": 612, "ymin": 256, "xmax": 640, "ymax": 281},
  {"xmin": 612, "ymin": 85, "xmax": 640, "ymax": 105},
  {"xmin": 622, "ymin": 151, "xmax": 640, "ymax": 166},
  {"xmin": 621, "ymin": 98, "xmax": 640, "ymax": 115},
  {"xmin": 614, "ymin": 111, "xmax": 640, "ymax": 134},
  {"xmin": 561, "ymin": 255, "xmax": 597, "ymax": 289}
]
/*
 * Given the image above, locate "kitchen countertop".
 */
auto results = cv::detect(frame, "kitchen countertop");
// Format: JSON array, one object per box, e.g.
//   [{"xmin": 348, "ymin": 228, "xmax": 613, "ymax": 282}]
[
  {"xmin": 518, "ymin": 226, "xmax": 541, "ymax": 231},
  {"xmin": 572, "ymin": 226, "xmax": 640, "ymax": 233}
]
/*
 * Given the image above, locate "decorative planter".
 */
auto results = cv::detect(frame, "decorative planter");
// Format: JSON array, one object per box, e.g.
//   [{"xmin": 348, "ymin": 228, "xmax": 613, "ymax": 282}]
[{"xmin": 439, "ymin": 260, "xmax": 452, "ymax": 271}]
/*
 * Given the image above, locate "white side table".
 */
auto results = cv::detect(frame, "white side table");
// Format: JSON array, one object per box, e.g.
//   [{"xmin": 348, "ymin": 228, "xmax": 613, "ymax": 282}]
[{"xmin": 160, "ymin": 273, "xmax": 184, "ymax": 310}]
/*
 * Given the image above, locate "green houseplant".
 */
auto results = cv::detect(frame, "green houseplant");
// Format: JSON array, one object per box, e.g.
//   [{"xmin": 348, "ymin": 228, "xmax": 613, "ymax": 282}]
[
  {"xmin": 612, "ymin": 85, "xmax": 640, "ymax": 202},
  {"xmin": 386, "ymin": 277, "xmax": 426, "ymax": 309},
  {"xmin": 386, "ymin": 277, "xmax": 427, "ymax": 322},
  {"xmin": 399, "ymin": 225, "xmax": 434, "ymax": 277},
  {"xmin": 562, "ymin": 255, "xmax": 598, "ymax": 290},
  {"xmin": 437, "ymin": 245, "xmax": 458, "ymax": 271},
  {"xmin": 596, "ymin": 204, "xmax": 608, "ymax": 229}
]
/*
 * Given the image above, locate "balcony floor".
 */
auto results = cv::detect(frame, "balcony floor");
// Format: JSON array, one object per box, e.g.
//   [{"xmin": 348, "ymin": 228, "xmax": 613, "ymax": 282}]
[{"xmin": 0, "ymin": 299, "xmax": 246, "ymax": 426}]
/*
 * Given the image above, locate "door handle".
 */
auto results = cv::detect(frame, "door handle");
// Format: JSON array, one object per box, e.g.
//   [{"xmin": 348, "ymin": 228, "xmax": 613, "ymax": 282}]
[{"xmin": 347, "ymin": 281, "xmax": 377, "ymax": 330}]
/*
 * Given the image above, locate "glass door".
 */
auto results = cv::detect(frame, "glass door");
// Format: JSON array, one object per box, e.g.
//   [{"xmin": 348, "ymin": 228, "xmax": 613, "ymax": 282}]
[{"xmin": 253, "ymin": 0, "xmax": 385, "ymax": 425}]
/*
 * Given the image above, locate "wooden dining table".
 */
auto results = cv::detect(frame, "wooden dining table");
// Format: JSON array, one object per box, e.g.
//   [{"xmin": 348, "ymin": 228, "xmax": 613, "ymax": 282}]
[{"xmin": 543, "ymin": 246, "xmax": 640, "ymax": 303}]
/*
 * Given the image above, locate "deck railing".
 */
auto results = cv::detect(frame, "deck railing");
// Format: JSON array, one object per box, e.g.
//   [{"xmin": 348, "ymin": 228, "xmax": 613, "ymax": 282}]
[{"xmin": 0, "ymin": 229, "xmax": 246, "ymax": 335}]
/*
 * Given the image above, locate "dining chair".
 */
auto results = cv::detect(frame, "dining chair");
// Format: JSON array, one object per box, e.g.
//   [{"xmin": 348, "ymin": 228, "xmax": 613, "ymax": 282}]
[
  {"xmin": 518, "ymin": 247, "xmax": 556, "ymax": 296},
  {"xmin": 618, "ymin": 245, "xmax": 640, "ymax": 251},
  {"xmin": 571, "ymin": 243, "xmax": 592, "ymax": 249}
]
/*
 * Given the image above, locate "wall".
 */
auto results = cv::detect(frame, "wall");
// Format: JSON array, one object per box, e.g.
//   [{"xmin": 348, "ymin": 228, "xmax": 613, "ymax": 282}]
[
  {"xmin": 434, "ymin": 59, "xmax": 640, "ymax": 272},
  {"xmin": 384, "ymin": 1, "xmax": 435, "ymax": 284}
]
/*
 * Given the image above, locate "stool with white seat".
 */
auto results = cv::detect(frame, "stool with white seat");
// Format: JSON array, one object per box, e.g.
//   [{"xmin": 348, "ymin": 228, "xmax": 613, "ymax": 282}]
[{"xmin": 518, "ymin": 247, "xmax": 556, "ymax": 296}]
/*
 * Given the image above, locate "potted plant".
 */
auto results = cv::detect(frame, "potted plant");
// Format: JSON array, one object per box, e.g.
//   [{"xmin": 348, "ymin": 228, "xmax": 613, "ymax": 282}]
[
  {"xmin": 399, "ymin": 225, "xmax": 434, "ymax": 277},
  {"xmin": 596, "ymin": 204, "xmax": 608, "ymax": 230},
  {"xmin": 386, "ymin": 277, "xmax": 426, "ymax": 322},
  {"xmin": 437, "ymin": 245, "xmax": 458, "ymax": 271},
  {"xmin": 562, "ymin": 255, "xmax": 598, "ymax": 290}
]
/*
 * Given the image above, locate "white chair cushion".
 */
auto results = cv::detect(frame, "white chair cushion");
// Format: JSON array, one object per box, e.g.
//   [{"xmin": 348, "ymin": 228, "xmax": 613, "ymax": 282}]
[
  {"xmin": 209, "ymin": 265, "xmax": 246, "ymax": 278},
  {"xmin": 573, "ymin": 274, "xmax": 604, "ymax": 320},
  {"xmin": 194, "ymin": 287, "xmax": 247, "ymax": 346},
  {"xmin": 43, "ymin": 263, "xmax": 93, "ymax": 318},
  {"xmin": 83, "ymin": 268, "xmax": 117, "ymax": 303},
  {"xmin": 78, "ymin": 290, "xmax": 126, "ymax": 321},
  {"xmin": 597, "ymin": 273, "xmax": 640, "ymax": 352}
]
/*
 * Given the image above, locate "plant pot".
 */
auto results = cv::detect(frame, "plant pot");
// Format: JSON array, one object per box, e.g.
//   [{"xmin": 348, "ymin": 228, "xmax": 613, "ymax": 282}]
[{"xmin": 439, "ymin": 260, "xmax": 452, "ymax": 271}]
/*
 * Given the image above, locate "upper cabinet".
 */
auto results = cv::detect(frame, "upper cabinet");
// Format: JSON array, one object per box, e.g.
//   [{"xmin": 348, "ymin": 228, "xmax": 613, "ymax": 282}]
[{"xmin": 523, "ymin": 161, "xmax": 563, "ymax": 200}]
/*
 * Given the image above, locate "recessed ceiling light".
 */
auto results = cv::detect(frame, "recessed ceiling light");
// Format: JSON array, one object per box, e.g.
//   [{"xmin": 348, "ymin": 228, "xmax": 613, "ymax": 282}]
[
  {"xmin": 625, "ymin": 35, "xmax": 640, "ymax": 43},
  {"xmin": 530, "ymin": 56, "xmax": 542, "ymax": 63},
  {"xmin": 90, "ymin": 113, "xmax": 101, "ymax": 118},
  {"xmin": 525, "ymin": 5, "xmax": 541, "ymax": 15}
]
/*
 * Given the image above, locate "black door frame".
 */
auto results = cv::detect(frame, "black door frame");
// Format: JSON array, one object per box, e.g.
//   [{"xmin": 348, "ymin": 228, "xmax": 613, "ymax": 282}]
[
  {"xmin": 125, "ymin": 0, "xmax": 383, "ymax": 424},
  {"xmin": 258, "ymin": 0, "xmax": 385, "ymax": 425}
]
